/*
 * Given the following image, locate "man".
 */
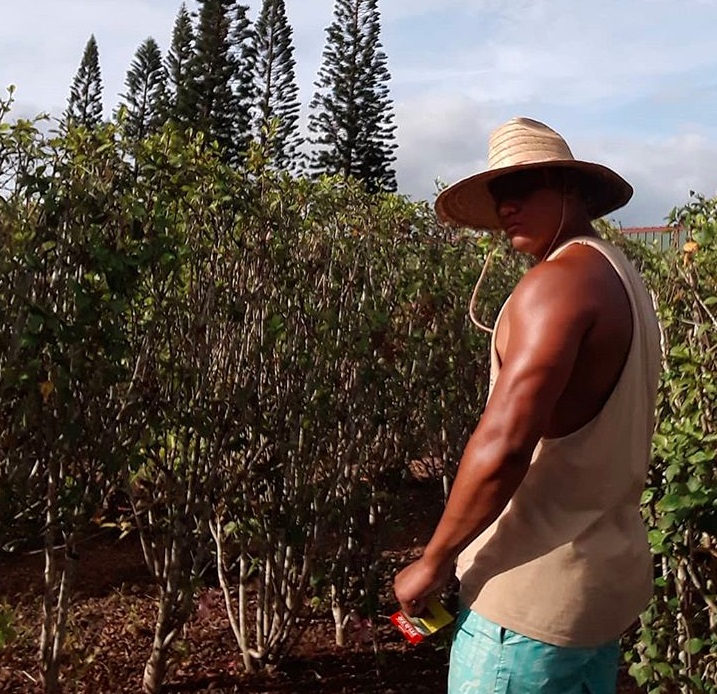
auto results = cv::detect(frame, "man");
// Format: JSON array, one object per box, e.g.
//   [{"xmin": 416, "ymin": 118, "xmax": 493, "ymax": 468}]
[{"xmin": 393, "ymin": 117, "xmax": 661, "ymax": 693}]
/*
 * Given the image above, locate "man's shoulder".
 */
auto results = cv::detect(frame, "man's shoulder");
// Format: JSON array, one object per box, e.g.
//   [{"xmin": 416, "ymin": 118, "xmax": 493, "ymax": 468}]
[{"xmin": 511, "ymin": 247, "xmax": 606, "ymax": 314}]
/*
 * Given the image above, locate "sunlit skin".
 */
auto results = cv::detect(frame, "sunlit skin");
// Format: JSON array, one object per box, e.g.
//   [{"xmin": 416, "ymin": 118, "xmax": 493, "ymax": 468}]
[{"xmin": 393, "ymin": 169, "xmax": 634, "ymax": 616}]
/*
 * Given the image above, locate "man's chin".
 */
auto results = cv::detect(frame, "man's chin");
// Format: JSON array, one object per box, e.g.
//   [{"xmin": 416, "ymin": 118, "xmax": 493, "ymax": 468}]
[{"xmin": 508, "ymin": 235, "xmax": 534, "ymax": 255}]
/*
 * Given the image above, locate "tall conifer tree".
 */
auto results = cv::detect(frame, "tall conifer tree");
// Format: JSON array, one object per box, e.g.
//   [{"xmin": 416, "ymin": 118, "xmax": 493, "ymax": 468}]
[
  {"xmin": 117, "ymin": 37, "xmax": 167, "ymax": 140},
  {"xmin": 353, "ymin": 4, "xmax": 397, "ymax": 191},
  {"xmin": 230, "ymin": 3, "xmax": 257, "ymax": 162},
  {"xmin": 165, "ymin": 4, "xmax": 196, "ymax": 129},
  {"xmin": 191, "ymin": 0, "xmax": 237, "ymax": 152},
  {"xmin": 164, "ymin": 2, "xmax": 255, "ymax": 163},
  {"xmin": 65, "ymin": 35, "xmax": 104, "ymax": 128},
  {"xmin": 252, "ymin": 0, "xmax": 303, "ymax": 172},
  {"xmin": 186, "ymin": 0, "xmax": 255, "ymax": 163},
  {"xmin": 308, "ymin": 0, "xmax": 397, "ymax": 193}
]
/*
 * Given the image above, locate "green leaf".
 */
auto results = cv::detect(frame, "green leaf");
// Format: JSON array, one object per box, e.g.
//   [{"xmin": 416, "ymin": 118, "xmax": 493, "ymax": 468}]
[
  {"xmin": 686, "ymin": 638, "xmax": 705, "ymax": 655},
  {"xmin": 653, "ymin": 661, "xmax": 673, "ymax": 677},
  {"xmin": 664, "ymin": 464, "xmax": 681, "ymax": 482},
  {"xmin": 688, "ymin": 450, "xmax": 715, "ymax": 464},
  {"xmin": 647, "ymin": 529, "xmax": 667, "ymax": 552},
  {"xmin": 628, "ymin": 662, "xmax": 652, "ymax": 687},
  {"xmin": 656, "ymin": 512, "xmax": 677, "ymax": 531},
  {"xmin": 652, "ymin": 433, "xmax": 669, "ymax": 450},
  {"xmin": 656, "ymin": 494, "xmax": 682, "ymax": 512},
  {"xmin": 641, "ymin": 488, "xmax": 655, "ymax": 504},
  {"xmin": 669, "ymin": 345, "xmax": 690, "ymax": 360}
]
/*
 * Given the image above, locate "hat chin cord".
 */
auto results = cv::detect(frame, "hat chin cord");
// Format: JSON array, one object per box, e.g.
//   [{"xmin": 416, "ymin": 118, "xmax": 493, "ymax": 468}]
[
  {"xmin": 467, "ymin": 182, "xmax": 567, "ymax": 335},
  {"xmin": 467, "ymin": 244, "xmax": 499, "ymax": 334}
]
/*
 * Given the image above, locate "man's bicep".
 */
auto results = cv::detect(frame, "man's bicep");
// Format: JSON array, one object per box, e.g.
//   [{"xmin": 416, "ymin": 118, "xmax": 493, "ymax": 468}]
[{"xmin": 481, "ymin": 271, "xmax": 594, "ymax": 452}]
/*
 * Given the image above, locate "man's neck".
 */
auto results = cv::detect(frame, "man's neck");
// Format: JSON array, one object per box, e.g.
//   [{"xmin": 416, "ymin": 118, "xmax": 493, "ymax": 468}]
[{"xmin": 538, "ymin": 221, "xmax": 597, "ymax": 262}]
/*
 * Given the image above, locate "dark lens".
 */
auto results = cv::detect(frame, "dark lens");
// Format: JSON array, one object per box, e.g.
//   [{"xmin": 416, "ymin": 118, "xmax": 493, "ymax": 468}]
[{"xmin": 488, "ymin": 170, "xmax": 545, "ymax": 205}]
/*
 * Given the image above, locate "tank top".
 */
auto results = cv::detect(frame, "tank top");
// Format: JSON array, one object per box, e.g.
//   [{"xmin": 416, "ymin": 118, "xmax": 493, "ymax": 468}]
[{"xmin": 455, "ymin": 236, "xmax": 662, "ymax": 648}]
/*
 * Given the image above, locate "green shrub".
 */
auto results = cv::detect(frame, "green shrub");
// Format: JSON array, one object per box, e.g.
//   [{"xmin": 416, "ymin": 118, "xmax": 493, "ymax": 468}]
[{"xmin": 619, "ymin": 198, "xmax": 717, "ymax": 692}]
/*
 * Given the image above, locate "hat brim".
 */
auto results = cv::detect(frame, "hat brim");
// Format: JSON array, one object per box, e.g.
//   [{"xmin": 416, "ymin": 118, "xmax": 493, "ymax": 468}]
[{"xmin": 434, "ymin": 160, "xmax": 634, "ymax": 231}]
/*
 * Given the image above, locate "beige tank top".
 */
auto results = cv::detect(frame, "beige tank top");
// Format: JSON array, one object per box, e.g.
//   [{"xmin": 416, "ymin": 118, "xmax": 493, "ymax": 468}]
[{"xmin": 455, "ymin": 236, "xmax": 661, "ymax": 648}]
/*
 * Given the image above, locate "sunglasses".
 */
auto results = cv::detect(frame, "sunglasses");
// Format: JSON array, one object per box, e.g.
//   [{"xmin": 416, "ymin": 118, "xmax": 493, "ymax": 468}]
[{"xmin": 487, "ymin": 169, "xmax": 561, "ymax": 205}]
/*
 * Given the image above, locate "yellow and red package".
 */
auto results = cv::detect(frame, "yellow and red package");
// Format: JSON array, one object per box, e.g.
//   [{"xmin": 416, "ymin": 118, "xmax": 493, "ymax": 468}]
[{"xmin": 391, "ymin": 596, "xmax": 454, "ymax": 645}]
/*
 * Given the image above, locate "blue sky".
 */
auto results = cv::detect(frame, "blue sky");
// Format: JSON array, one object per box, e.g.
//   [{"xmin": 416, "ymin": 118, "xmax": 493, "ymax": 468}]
[{"xmin": 2, "ymin": 0, "xmax": 717, "ymax": 226}]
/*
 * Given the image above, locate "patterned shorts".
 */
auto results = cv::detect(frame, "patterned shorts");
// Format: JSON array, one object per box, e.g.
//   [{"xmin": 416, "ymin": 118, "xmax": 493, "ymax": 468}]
[{"xmin": 448, "ymin": 608, "xmax": 620, "ymax": 694}]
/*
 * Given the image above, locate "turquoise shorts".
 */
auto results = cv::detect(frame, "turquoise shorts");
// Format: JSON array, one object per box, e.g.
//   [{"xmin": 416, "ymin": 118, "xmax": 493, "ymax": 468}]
[{"xmin": 448, "ymin": 607, "xmax": 620, "ymax": 694}]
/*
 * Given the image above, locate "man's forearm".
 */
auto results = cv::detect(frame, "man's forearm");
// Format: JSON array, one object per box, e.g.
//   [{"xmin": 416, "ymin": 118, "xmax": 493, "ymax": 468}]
[{"xmin": 421, "ymin": 438, "xmax": 531, "ymax": 568}]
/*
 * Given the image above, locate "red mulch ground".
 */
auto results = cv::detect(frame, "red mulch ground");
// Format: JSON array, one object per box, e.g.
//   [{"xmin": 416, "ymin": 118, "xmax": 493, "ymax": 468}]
[{"xmin": 0, "ymin": 479, "xmax": 645, "ymax": 693}]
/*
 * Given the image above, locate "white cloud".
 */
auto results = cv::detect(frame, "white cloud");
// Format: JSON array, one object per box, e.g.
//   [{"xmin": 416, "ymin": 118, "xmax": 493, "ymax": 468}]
[
  {"xmin": 590, "ymin": 130, "xmax": 717, "ymax": 225},
  {"xmin": 395, "ymin": 92, "xmax": 496, "ymax": 201},
  {"xmin": 394, "ymin": 0, "xmax": 717, "ymax": 107}
]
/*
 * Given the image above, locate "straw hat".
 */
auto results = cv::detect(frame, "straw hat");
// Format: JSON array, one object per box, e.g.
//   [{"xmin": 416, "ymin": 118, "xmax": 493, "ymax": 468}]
[{"xmin": 434, "ymin": 117, "xmax": 633, "ymax": 231}]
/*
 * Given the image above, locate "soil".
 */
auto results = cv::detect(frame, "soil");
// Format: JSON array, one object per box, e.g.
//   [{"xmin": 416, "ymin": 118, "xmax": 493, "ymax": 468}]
[{"xmin": 0, "ymin": 478, "xmax": 645, "ymax": 693}]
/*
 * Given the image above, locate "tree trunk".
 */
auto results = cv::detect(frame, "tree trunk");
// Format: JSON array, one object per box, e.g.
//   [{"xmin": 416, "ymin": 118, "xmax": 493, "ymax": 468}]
[
  {"xmin": 39, "ymin": 456, "xmax": 79, "ymax": 694},
  {"xmin": 142, "ymin": 597, "xmax": 171, "ymax": 694},
  {"xmin": 141, "ymin": 535, "xmax": 193, "ymax": 694}
]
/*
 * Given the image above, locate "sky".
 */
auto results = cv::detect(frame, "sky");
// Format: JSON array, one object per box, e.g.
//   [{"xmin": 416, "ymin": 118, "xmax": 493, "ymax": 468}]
[{"xmin": 2, "ymin": 0, "xmax": 717, "ymax": 227}]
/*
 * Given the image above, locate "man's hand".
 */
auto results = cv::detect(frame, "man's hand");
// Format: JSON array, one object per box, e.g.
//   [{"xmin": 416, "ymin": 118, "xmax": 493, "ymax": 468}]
[{"xmin": 393, "ymin": 555, "xmax": 454, "ymax": 616}]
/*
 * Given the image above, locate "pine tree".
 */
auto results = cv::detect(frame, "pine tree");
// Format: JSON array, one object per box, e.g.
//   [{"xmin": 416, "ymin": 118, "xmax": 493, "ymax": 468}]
[
  {"xmin": 65, "ymin": 35, "xmax": 104, "ymax": 128},
  {"xmin": 353, "ymin": 7, "xmax": 397, "ymax": 191},
  {"xmin": 188, "ymin": 0, "xmax": 256, "ymax": 163},
  {"xmin": 164, "ymin": 2, "xmax": 255, "ymax": 163},
  {"xmin": 308, "ymin": 0, "xmax": 397, "ymax": 193},
  {"xmin": 117, "ymin": 37, "xmax": 167, "ymax": 140},
  {"xmin": 165, "ymin": 4, "xmax": 196, "ymax": 129},
  {"xmin": 252, "ymin": 0, "xmax": 303, "ymax": 172},
  {"xmin": 228, "ymin": 3, "xmax": 256, "ymax": 164}
]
